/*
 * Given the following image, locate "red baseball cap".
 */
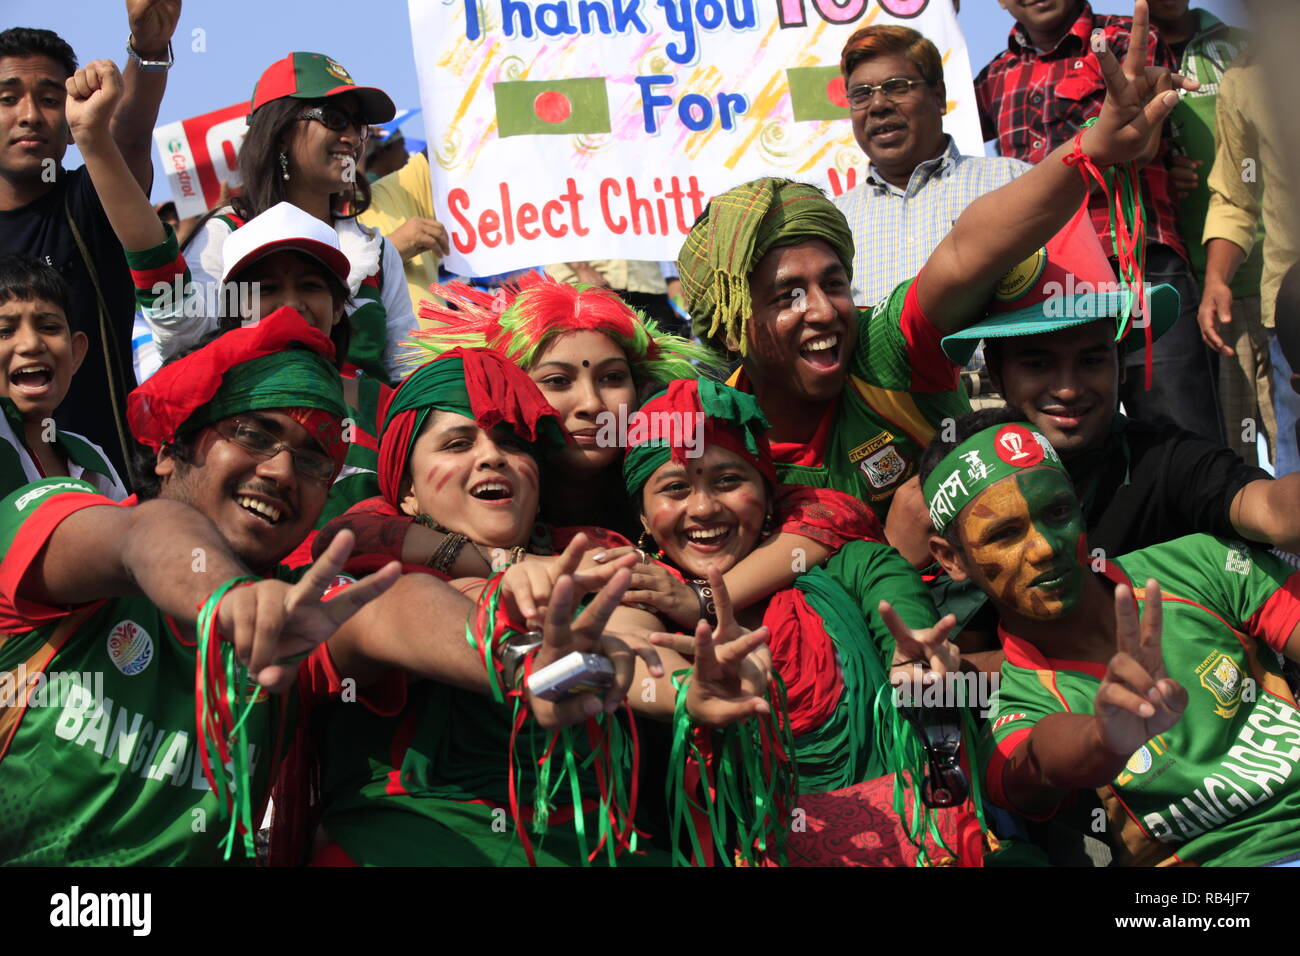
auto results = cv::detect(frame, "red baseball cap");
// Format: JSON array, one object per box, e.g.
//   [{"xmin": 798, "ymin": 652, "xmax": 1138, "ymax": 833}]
[{"xmin": 249, "ymin": 52, "xmax": 396, "ymax": 124}]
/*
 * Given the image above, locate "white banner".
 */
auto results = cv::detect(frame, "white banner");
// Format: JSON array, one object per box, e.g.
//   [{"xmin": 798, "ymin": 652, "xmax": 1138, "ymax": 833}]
[
  {"xmin": 409, "ymin": 0, "xmax": 981, "ymax": 275},
  {"xmin": 153, "ymin": 102, "xmax": 249, "ymax": 218}
]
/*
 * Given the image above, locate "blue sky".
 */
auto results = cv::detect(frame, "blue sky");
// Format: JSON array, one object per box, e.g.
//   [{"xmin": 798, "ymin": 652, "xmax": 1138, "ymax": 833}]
[{"xmin": 9, "ymin": 0, "xmax": 1246, "ymax": 201}]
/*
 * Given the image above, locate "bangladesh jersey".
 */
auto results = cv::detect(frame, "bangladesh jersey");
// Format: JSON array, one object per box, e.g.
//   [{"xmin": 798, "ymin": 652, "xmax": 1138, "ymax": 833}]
[
  {"xmin": 0, "ymin": 478, "xmax": 390, "ymax": 865},
  {"xmin": 729, "ymin": 276, "xmax": 970, "ymax": 520},
  {"xmin": 984, "ymin": 534, "xmax": 1300, "ymax": 866},
  {"xmin": 0, "ymin": 398, "xmax": 127, "ymax": 503}
]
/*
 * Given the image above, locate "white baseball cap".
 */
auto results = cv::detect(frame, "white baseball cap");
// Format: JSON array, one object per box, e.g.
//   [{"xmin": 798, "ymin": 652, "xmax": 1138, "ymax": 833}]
[{"xmin": 220, "ymin": 202, "xmax": 352, "ymax": 285}]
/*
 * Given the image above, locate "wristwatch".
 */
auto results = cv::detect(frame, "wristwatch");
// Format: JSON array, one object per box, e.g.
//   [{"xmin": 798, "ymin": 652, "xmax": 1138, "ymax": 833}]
[
  {"xmin": 500, "ymin": 632, "xmax": 544, "ymax": 689},
  {"xmin": 126, "ymin": 36, "xmax": 174, "ymax": 72}
]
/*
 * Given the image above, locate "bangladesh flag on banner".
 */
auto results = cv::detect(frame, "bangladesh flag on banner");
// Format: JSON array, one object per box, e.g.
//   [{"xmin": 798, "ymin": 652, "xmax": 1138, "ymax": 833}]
[
  {"xmin": 494, "ymin": 78, "xmax": 611, "ymax": 138},
  {"xmin": 787, "ymin": 67, "xmax": 849, "ymax": 122}
]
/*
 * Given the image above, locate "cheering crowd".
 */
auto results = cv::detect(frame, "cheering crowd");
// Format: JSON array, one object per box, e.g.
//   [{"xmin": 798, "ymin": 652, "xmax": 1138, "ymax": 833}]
[{"xmin": 2, "ymin": 0, "xmax": 1300, "ymax": 868}]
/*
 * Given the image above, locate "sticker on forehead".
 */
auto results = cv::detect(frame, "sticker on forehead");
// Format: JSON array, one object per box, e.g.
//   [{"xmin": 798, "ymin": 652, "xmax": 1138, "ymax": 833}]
[{"xmin": 993, "ymin": 425, "xmax": 1044, "ymax": 467}]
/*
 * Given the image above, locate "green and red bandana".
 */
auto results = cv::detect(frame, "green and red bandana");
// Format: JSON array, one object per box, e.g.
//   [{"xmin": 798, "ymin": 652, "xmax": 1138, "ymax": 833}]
[
  {"xmin": 377, "ymin": 347, "xmax": 565, "ymax": 505},
  {"xmin": 127, "ymin": 306, "xmax": 348, "ymax": 466},
  {"xmin": 676, "ymin": 178, "xmax": 854, "ymax": 354},
  {"xmin": 623, "ymin": 378, "xmax": 775, "ymax": 496},
  {"xmin": 922, "ymin": 422, "xmax": 1068, "ymax": 533}
]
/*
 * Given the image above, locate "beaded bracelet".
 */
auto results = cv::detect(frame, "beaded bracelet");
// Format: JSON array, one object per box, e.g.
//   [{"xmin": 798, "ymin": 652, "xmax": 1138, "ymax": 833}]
[{"xmin": 688, "ymin": 579, "xmax": 717, "ymax": 625}]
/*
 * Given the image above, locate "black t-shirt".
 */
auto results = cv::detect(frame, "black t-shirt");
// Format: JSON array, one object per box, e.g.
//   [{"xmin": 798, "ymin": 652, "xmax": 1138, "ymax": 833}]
[
  {"xmin": 1065, "ymin": 415, "xmax": 1269, "ymax": 557},
  {"xmin": 0, "ymin": 166, "xmax": 137, "ymax": 481}
]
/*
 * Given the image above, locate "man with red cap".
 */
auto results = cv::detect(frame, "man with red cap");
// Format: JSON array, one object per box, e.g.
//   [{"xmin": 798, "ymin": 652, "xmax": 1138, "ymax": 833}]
[{"xmin": 0, "ymin": 308, "xmax": 630, "ymax": 865}]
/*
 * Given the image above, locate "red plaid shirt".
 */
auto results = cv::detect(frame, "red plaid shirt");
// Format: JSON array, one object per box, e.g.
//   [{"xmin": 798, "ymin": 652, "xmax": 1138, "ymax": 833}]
[{"xmin": 974, "ymin": 1, "xmax": 1186, "ymax": 260}]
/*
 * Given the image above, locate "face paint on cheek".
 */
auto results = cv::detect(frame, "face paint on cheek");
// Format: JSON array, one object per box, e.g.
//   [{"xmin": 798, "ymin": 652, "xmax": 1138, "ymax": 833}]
[
  {"xmin": 1016, "ymin": 469, "xmax": 1086, "ymax": 618},
  {"xmin": 960, "ymin": 482, "xmax": 1027, "ymax": 610}
]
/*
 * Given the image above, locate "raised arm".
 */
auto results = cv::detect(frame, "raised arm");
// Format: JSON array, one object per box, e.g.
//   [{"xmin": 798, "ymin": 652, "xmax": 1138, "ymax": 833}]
[
  {"xmin": 66, "ymin": 59, "xmax": 167, "ymax": 253},
  {"xmin": 109, "ymin": 0, "xmax": 182, "ymax": 191},
  {"xmin": 918, "ymin": 0, "xmax": 1193, "ymax": 334}
]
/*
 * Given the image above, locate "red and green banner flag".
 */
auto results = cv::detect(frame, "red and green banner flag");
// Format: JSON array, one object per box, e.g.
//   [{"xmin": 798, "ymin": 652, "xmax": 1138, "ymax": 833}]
[
  {"xmin": 494, "ymin": 78, "xmax": 611, "ymax": 137},
  {"xmin": 786, "ymin": 66, "xmax": 849, "ymax": 122}
]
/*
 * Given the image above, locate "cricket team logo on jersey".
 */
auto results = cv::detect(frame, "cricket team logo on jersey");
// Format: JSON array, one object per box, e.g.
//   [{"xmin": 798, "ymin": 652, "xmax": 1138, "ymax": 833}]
[
  {"xmin": 1197, "ymin": 653, "xmax": 1245, "ymax": 719},
  {"xmin": 107, "ymin": 620, "xmax": 154, "ymax": 676},
  {"xmin": 850, "ymin": 431, "xmax": 906, "ymax": 491}
]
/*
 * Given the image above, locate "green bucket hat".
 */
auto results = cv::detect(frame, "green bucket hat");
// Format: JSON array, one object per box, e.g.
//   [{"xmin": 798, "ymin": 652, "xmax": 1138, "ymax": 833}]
[{"xmin": 939, "ymin": 206, "xmax": 1179, "ymax": 366}]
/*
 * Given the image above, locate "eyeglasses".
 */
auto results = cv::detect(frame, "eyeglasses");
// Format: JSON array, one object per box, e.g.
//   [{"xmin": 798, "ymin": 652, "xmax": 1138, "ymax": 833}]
[
  {"xmin": 846, "ymin": 77, "xmax": 927, "ymax": 110},
  {"xmin": 297, "ymin": 104, "xmax": 370, "ymax": 141},
  {"xmin": 213, "ymin": 418, "xmax": 338, "ymax": 485}
]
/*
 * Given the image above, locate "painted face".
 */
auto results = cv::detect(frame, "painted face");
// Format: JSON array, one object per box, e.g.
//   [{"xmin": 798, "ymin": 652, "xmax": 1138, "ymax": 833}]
[
  {"xmin": 159, "ymin": 410, "xmax": 332, "ymax": 574},
  {"xmin": 991, "ymin": 320, "xmax": 1119, "ymax": 458},
  {"xmin": 847, "ymin": 52, "xmax": 947, "ymax": 184},
  {"xmin": 997, "ymin": 0, "xmax": 1082, "ymax": 38},
  {"xmin": 530, "ymin": 329, "xmax": 637, "ymax": 473},
  {"xmin": 743, "ymin": 239, "xmax": 858, "ymax": 406},
  {"xmin": 641, "ymin": 444, "xmax": 769, "ymax": 579},
  {"xmin": 0, "ymin": 55, "xmax": 70, "ymax": 183},
  {"xmin": 0, "ymin": 296, "xmax": 87, "ymax": 420},
  {"xmin": 284, "ymin": 94, "xmax": 366, "ymax": 195},
  {"xmin": 955, "ymin": 467, "xmax": 1085, "ymax": 621},
  {"xmin": 233, "ymin": 250, "xmax": 344, "ymax": 335},
  {"xmin": 400, "ymin": 410, "xmax": 540, "ymax": 549}
]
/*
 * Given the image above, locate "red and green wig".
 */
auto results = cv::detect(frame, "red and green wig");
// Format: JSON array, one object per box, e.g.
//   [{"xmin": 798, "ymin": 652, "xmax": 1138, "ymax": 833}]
[
  {"xmin": 622, "ymin": 378, "xmax": 776, "ymax": 497},
  {"xmin": 378, "ymin": 346, "xmax": 566, "ymax": 506},
  {"xmin": 409, "ymin": 272, "xmax": 722, "ymax": 385}
]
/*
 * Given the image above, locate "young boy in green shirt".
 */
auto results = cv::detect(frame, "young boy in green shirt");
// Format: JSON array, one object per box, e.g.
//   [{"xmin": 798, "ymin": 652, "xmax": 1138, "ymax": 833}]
[{"xmin": 0, "ymin": 254, "xmax": 127, "ymax": 499}]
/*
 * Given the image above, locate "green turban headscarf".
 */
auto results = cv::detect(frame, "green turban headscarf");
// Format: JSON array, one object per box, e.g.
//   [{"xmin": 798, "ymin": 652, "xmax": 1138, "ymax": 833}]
[{"xmin": 676, "ymin": 178, "xmax": 855, "ymax": 354}]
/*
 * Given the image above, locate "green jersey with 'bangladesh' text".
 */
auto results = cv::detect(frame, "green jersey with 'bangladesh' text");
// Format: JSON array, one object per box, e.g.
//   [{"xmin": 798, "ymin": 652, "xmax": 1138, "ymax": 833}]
[
  {"xmin": 984, "ymin": 534, "xmax": 1300, "ymax": 866},
  {"xmin": 0, "ymin": 478, "xmax": 385, "ymax": 865}
]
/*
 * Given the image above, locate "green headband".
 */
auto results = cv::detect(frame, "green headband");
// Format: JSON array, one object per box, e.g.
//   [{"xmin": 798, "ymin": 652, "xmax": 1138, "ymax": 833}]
[
  {"xmin": 189, "ymin": 349, "xmax": 347, "ymax": 429},
  {"xmin": 922, "ymin": 422, "xmax": 1068, "ymax": 533},
  {"xmin": 677, "ymin": 178, "xmax": 854, "ymax": 354}
]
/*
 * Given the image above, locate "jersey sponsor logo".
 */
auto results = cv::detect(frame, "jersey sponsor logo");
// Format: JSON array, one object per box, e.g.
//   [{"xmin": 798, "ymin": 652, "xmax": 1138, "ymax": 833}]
[
  {"xmin": 1140, "ymin": 694, "xmax": 1300, "ymax": 847},
  {"xmin": 1126, "ymin": 745, "xmax": 1153, "ymax": 775},
  {"xmin": 1224, "ymin": 545, "xmax": 1252, "ymax": 577},
  {"xmin": 107, "ymin": 620, "xmax": 154, "ymax": 676},
  {"xmin": 14, "ymin": 480, "xmax": 93, "ymax": 511},
  {"xmin": 1197, "ymin": 652, "xmax": 1245, "ymax": 718}
]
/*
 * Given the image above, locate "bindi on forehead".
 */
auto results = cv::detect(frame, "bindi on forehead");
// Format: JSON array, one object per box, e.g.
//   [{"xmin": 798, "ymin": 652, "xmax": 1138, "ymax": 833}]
[{"xmin": 581, "ymin": 359, "xmax": 590, "ymax": 368}]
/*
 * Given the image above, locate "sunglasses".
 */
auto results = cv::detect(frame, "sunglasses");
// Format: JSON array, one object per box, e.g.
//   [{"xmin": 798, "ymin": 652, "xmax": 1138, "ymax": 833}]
[
  {"xmin": 297, "ymin": 104, "xmax": 370, "ymax": 141},
  {"xmin": 847, "ymin": 77, "xmax": 927, "ymax": 110}
]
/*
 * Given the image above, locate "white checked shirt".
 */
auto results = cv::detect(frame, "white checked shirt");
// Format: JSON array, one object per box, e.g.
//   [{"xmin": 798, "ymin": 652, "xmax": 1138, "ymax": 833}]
[{"xmin": 833, "ymin": 137, "xmax": 1030, "ymax": 307}]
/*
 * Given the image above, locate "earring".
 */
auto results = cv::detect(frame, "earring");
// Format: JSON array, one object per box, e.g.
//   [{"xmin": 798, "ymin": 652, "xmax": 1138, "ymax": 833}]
[
  {"xmin": 279, "ymin": 151, "xmax": 290, "ymax": 181},
  {"xmin": 761, "ymin": 511, "xmax": 774, "ymax": 540},
  {"xmin": 636, "ymin": 529, "xmax": 665, "ymax": 560}
]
